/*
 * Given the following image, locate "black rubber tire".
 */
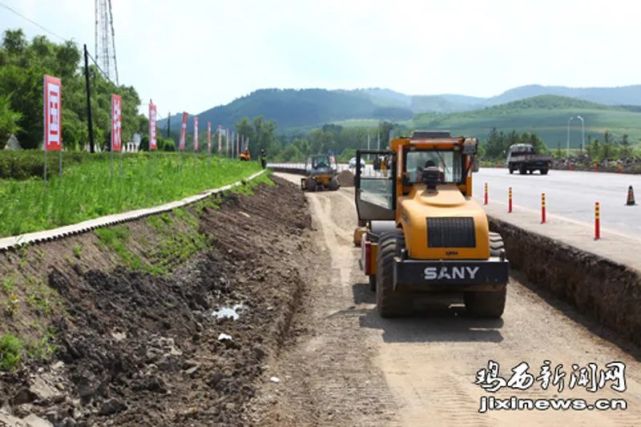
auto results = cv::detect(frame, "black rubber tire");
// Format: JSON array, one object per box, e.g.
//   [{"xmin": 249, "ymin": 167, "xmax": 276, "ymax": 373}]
[
  {"xmin": 376, "ymin": 232, "xmax": 411, "ymax": 317},
  {"xmin": 509, "ymin": 167, "xmax": 514, "ymax": 174},
  {"xmin": 540, "ymin": 169, "xmax": 549, "ymax": 175},
  {"xmin": 306, "ymin": 177, "xmax": 316, "ymax": 192},
  {"xmin": 329, "ymin": 177, "xmax": 340, "ymax": 191},
  {"xmin": 519, "ymin": 165, "xmax": 527, "ymax": 175},
  {"xmin": 464, "ymin": 232, "xmax": 507, "ymax": 318},
  {"xmin": 369, "ymin": 274, "xmax": 376, "ymax": 292}
]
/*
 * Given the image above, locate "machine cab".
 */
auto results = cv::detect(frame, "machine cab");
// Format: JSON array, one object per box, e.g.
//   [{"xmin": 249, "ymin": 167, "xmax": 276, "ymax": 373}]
[{"xmin": 354, "ymin": 131, "xmax": 478, "ymax": 223}]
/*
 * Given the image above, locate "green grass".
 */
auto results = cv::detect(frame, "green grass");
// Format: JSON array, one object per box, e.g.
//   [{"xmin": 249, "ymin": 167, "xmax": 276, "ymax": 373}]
[
  {"xmin": 409, "ymin": 95, "xmax": 641, "ymax": 147},
  {"xmin": 0, "ymin": 152, "xmax": 262, "ymax": 237},
  {"xmin": 72, "ymin": 244, "xmax": 83, "ymax": 259},
  {"xmin": 24, "ymin": 275, "xmax": 58, "ymax": 316},
  {"xmin": 2, "ymin": 276, "xmax": 16, "ymax": 294},
  {"xmin": 97, "ymin": 212, "xmax": 207, "ymax": 276},
  {"xmin": 26, "ymin": 328, "xmax": 56, "ymax": 362},
  {"xmin": 0, "ymin": 334, "xmax": 23, "ymax": 371},
  {"xmin": 95, "ymin": 226, "xmax": 144, "ymax": 271},
  {"xmin": 95, "ymin": 170, "xmax": 273, "ymax": 276}
]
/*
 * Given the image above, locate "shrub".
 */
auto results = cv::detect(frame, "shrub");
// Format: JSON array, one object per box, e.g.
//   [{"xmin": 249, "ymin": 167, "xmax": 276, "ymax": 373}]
[{"xmin": 0, "ymin": 334, "xmax": 23, "ymax": 371}]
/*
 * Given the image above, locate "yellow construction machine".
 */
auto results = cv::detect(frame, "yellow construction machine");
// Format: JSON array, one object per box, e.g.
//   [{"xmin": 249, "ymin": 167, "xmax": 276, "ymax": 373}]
[
  {"xmin": 301, "ymin": 154, "xmax": 340, "ymax": 191},
  {"xmin": 355, "ymin": 131, "xmax": 509, "ymax": 318}
]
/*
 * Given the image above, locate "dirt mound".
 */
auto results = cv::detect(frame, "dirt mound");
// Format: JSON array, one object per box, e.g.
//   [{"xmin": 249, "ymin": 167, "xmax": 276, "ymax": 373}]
[
  {"xmin": 336, "ymin": 170, "xmax": 355, "ymax": 187},
  {"xmin": 0, "ymin": 176, "xmax": 312, "ymax": 426}
]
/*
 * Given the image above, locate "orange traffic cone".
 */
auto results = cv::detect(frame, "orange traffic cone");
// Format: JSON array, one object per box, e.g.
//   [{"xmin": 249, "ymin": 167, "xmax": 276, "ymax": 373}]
[{"xmin": 626, "ymin": 186, "xmax": 636, "ymax": 206}]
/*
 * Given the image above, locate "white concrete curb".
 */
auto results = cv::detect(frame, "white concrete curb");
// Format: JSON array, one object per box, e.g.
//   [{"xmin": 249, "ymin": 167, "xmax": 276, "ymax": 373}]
[{"xmin": 0, "ymin": 169, "xmax": 267, "ymax": 252}]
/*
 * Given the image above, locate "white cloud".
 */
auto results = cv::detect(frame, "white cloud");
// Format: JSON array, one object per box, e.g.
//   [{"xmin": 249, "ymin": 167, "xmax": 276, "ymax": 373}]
[{"xmin": 1, "ymin": 0, "xmax": 639, "ymax": 115}]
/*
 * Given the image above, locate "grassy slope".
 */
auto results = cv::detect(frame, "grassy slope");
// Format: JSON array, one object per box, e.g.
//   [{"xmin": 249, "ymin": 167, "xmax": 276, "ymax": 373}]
[
  {"xmin": 0, "ymin": 153, "xmax": 262, "ymax": 237},
  {"xmin": 410, "ymin": 95, "xmax": 641, "ymax": 146}
]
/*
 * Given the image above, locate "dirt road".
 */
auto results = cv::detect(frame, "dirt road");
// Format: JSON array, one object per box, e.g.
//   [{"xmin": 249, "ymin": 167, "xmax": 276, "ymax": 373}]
[{"xmin": 261, "ymin": 173, "xmax": 641, "ymax": 426}]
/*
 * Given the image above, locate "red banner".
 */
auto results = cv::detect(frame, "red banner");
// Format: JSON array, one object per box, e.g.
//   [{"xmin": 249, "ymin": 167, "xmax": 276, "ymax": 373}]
[
  {"xmin": 193, "ymin": 116, "xmax": 199, "ymax": 151},
  {"xmin": 43, "ymin": 75, "xmax": 62, "ymax": 151},
  {"xmin": 149, "ymin": 101, "xmax": 157, "ymax": 151},
  {"xmin": 207, "ymin": 122, "xmax": 212, "ymax": 154},
  {"xmin": 111, "ymin": 94, "xmax": 122, "ymax": 152},
  {"xmin": 179, "ymin": 112, "xmax": 188, "ymax": 151}
]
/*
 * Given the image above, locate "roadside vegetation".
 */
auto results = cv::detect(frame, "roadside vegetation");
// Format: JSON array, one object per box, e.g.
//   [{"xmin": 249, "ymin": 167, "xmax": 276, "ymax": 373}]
[
  {"xmin": 0, "ymin": 152, "xmax": 261, "ymax": 237},
  {"xmin": 0, "ymin": 171, "xmax": 272, "ymax": 372}
]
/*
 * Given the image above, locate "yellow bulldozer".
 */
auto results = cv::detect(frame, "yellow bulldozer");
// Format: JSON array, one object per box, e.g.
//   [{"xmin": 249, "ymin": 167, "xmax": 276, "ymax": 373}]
[
  {"xmin": 354, "ymin": 131, "xmax": 509, "ymax": 318},
  {"xmin": 301, "ymin": 154, "xmax": 340, "ymax": 191}
]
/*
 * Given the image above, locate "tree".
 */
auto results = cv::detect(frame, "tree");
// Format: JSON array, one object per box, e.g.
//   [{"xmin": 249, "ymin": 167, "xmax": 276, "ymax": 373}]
[
  {"xmin": 0, "ymin": 95, "xmax": 21, "ymax": 149},
  {"xmin": 586, "ymin": 139, "xmax": 601, "ymax": 161},
  {"xmin": 278, "ymin": 144, "xmax": 301, "ymax": 161},
  {"xmin": 377, "ymin": 121, "xmax": 395, "ymax": 149},
  {"xmin": 483, "ymin": 128, "xmax": 507, "ymax": 160},
  {"xmin": 620, "ymin": 134, "xmax": 632, "ymax": 159},
  {"xmin": 0, "ymin": 29, "xmax": 147, "ymax": 150},
  {"xmin": 235, "ymin": 117, "xmax": 255, "ymax": 146}
]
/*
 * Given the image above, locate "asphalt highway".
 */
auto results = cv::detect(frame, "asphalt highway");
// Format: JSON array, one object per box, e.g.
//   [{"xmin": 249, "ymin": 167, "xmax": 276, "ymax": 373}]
[{"xmin": 473, "ymin": 168, "xmax": 641, "ymax": 239}]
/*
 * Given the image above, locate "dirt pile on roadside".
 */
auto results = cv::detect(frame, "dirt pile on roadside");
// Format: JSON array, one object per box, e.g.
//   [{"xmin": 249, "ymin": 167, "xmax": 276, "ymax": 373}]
[
  {"xmin": 336, "ymin": 170, "xmax": 355, "ymax": 187},
  {"xmin": 0, "ymin": 176, "xmax": 313, "ymax": 426}
]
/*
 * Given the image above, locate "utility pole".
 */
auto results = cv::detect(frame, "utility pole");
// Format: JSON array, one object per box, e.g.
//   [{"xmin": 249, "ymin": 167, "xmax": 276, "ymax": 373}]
[
  {"xmin": 83, "ymin": 44, "xmax": 95, "ymax": 153},
  {"xmin": 566, "ymin": 116, "xmax": 575, "ymax": 158},
  {"xmin": 576, "ymin": 115, "xmax": 585, "ymax": 153}
]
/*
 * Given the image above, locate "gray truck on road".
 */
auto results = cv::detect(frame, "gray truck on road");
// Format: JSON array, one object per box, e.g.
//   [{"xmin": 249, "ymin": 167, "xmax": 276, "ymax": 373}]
[{"xmin": 506, "ymin": 143, "xmax": 552, "ymax": 175}]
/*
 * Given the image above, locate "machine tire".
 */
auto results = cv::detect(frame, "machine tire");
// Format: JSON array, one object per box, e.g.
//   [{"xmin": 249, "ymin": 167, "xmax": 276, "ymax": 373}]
[
  {"xmin": 465, "ymin": 232, "xmax": 506, "ymax": 318},
  {"xmin": 376, "ymin": 232, "xmax": 411, "ymax": 318},
  {"xmin": 519, "ymin": 164, "xmax": 527, "ymax": 175},
  {"xmin": 509, "ymin": 167, "xmax": 514, "ymax": 174},
  {"xmin": 306, "ymin": 177, "xmax": 316, "ymax": 192},
  {"xmin": 369, "ymin": 274, "xmax": 376, "ymax": 291},
  {"xmin": 329, "ymin": 177, "xmax": 340, "ymax": 191},
  {"xmin": 540, "ymin": 168, "xmax": 549, "ymax": 175}
]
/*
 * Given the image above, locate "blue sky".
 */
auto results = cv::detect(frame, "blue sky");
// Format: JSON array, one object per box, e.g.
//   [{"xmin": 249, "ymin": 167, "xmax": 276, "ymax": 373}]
[{"xmin": 1, "ymin": 0, "xmax": 640, "ymax": 116}]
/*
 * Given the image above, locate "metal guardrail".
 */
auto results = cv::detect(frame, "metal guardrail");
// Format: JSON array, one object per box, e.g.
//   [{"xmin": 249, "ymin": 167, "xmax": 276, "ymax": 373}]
[
  {"xmin": 0, "ymin": 169, "xmax": 267, "ymax": 252},
  {"xmin": 268, "ymin": 163, "xmax": 352, "ymax": 175}
]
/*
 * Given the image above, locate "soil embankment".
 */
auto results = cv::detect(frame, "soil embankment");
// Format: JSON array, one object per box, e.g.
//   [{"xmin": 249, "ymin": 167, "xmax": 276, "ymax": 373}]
[
  {"xmin": 0, "ymin": 176, "xmax": 312, "ymax": 426},
  {"xmin": 490, "ymin": 217, "xmax": 641, "ymax": 347}
]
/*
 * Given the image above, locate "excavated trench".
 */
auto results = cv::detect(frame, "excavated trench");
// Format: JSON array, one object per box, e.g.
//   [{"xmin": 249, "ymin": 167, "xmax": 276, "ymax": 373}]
[
  {"xmin": 0, "ymin": 176, "xmax": 313, "ymax": 426},
  {"xmin": 490, "ymin": 217, "xmax": 641, "ymax": 347}
]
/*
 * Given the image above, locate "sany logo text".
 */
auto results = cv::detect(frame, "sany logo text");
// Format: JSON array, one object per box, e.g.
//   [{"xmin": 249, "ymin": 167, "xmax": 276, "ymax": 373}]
[{"xmin": 424, "ymin": 266, "xmax": 480, "ymax": 280}]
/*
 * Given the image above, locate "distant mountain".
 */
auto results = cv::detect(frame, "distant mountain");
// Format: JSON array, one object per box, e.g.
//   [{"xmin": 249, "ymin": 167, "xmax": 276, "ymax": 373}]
[
  {"xmin": 486, "ymin": 84, "xmax": 641, "ymax": 107},
  {"xmin": 410, "ymin": 94, "xmax": 485, "ymax": 113},
  {"xmin": 159, "ymin": 88, "xmax": 415, "ymax": 133},
  {"xmin": 411, "ymin": 95, "xmax": 641, "ymax": 146},
  {"xmin": 157, "ymin": 84, "xmax": 641, "ymax": 134}
]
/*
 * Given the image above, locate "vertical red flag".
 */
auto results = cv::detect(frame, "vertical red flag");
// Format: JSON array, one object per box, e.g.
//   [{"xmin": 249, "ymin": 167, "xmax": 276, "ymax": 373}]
[
  {"xmin": 43, "ymin": 75, "xmax": 62, "ymax": 151},
  {"xmin": 193, "ymin": 116, "xmax": 199, "ymax": 151},
  {"xmin": 207, "ymin": 121, "xmax": 212, "ymax": 154},
  {"xmin": 179, "ymin": 112, "xmax": 188, "ymax": 151},
  {"xmin": 111, "ymin": 94, "xmax": 122, "ymax": 152},
  {"xmin": 148, "ymin": 100, "xmax": 157, "ymax": 151}
]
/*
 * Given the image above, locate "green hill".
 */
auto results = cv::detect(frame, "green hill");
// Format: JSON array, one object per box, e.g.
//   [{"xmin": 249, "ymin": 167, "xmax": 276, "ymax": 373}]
[
  {"xmin": 156, "ymin": 86, "xmax": 641, "ymax": 147},
  {"xmin": 159, "ymin": 88, "xmax": 414, "ymax": 134},
  {"xmin": 410, "ymin": 95, "xmax": 641, "ymax": 147}
]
